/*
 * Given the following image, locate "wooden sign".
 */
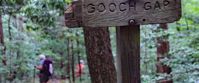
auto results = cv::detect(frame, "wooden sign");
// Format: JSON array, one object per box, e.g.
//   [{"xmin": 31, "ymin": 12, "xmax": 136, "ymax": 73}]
[
  {"xmin": 65, "ymin": 1, "xmax": 82, "ymax": 28},
  {"xmin": 82, "ymin": 0, "xmax": 181, "ymax": 27}
]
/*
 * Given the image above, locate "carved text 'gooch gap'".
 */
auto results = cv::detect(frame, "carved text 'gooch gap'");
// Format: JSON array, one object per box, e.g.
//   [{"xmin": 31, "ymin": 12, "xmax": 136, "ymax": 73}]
[{"xmin": 85, "ymin": 0, "xmax": 177, "ymax": 13}]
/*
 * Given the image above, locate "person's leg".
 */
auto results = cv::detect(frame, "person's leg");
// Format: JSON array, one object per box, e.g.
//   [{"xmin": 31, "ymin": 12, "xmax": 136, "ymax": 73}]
[
  {"xmin": 39, "ymin": 78, "xmax": 42, "ymax": 83},
  {"xmin": 42, "ymin": 75, "xmax": 49, "ymax": 83},
  {"xmin": 40, "ymin": 77, "xmax": 46, "ymax": 83},
  {"xmin": 39, "ymin": 74, "xmax": 44, "ymax": 83},
  {"xmin": 39, "ymin": 74, "xmax": 49, "ymax": 83}
]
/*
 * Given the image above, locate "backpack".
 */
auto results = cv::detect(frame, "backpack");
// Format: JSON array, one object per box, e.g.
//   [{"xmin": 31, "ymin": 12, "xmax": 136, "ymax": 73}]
[{"xmin": 42, "ymin": 59, "xmax": 53, "ymax": 76}]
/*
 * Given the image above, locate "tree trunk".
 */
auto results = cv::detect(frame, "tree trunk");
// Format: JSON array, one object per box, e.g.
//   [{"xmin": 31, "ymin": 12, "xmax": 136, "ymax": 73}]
[
  {"xmin": 67, "ymin": 38, "xmax": 72, "ymax": 83},
  {"xmin": 8, "ymin": 15, "xmax": 12, "ymax": 40},
  {"xmin": 0, "ymin": 15, "xmax": 3, "ymax": 83},
  {"xmin": 83, "ymin": 27, "xmax": 117, "ymax": 83},
  {"xmin": 0, "ymin": 15, "xmax": 6, "ymax": 66},
  {"xmin": 156, "ymin": 24, "xmax": 172, "ymax": 83},
  {"xmin": 18, "ymin": 16, "xmax": 24, "ymax": 32},
  {"xmin": 71, "ymin": 40, "xmax": 75, "ymax": 83},
  {"xmin": 76, "ymin": 33, "xmax": 82, "ymax": 82},
  {"xmin": 0, "ymin": 15, "xmax": 4, "ymax": 46}
]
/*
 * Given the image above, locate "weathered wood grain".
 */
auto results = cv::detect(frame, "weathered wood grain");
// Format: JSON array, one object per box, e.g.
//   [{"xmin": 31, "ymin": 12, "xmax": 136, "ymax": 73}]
[
  {"xmin": 116, "ymin": 25, "xmax": 140, "ymax": 83},
  {"xmin": 65, "ymin": 1, "xmax": 82, "ymax": 28},
  {"xmin": 82, "ymin": 0, "xmax": 181, "ymax": 27}
]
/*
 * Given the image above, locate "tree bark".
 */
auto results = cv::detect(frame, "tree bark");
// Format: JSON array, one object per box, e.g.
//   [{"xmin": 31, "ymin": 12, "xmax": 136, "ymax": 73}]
[
  {"xmin": 67, "ymin": 38, "xmax": 72, "ymax": 83},
  {"xmin": 156, "ymin": 24, "xmax": 172, "ymax": 83},
  {"xmin": 71, "ymin": 40, "xmax": 75, "ymax": 83},
  {"xmin": 0, "ymin": 15, "xmax": 6, "ymax": 66},
  {"xmin": 0, "ymin": 15, "xmax": 4, "ymax": 46},
  {"xmin": 83, "ymin": 27, "xmax": 117, "ymax": 83},
  {"xmin": 8, "ymin": 15, "xmax": 12, "ymax": 40},
  {"xmin": 76, "ymin": 32, "xmax": 82, "ymax": 82},
  {"xmin": 0, "ymin": 15, "xmax": 3, "ymax": 83}
]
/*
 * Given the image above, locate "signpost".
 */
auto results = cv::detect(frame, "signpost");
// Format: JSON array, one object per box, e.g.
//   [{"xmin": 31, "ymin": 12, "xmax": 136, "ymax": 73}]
[
  {"xmin": 82, "ymin": 0, "xmax": 181, "ymax": 27},
  {"xmin": 64, "ymin": 0, "xmax": 182, "ymax": 83},
  {"xmin": 116, "ymin": 25, "xmax": 140, "ymax": 83}
]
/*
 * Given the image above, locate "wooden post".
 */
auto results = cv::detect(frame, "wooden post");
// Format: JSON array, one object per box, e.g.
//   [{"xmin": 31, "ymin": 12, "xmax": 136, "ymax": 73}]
[
  {"xmin": 156, "ymin": 23, "xmax": 172, "ymax": 83},
  {"xmin": 116, "ymin": 25, "xmax": 140, "ymax": 83},
  {"xmin": 65, "ymin": 1, "xmax": 181, "ymax": 83}
]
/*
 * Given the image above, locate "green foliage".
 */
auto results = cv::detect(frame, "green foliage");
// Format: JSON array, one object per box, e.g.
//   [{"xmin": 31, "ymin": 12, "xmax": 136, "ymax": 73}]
[
  {"xmin": 0, "ymin": 0, "xmax": 87, "ymax": 82},
  {"xmin": 0, "ymin": 0, "xmax": 199, "ymax": 83},
  {"xmin": 140, "ymin": 0, "xmax": 199, "ymax": 82}
]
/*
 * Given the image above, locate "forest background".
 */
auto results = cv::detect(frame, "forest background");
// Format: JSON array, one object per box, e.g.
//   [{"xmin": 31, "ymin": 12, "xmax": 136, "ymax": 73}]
[{"xmin": 0, "ymin": 0, "xmax": 199, "ymax": 83}]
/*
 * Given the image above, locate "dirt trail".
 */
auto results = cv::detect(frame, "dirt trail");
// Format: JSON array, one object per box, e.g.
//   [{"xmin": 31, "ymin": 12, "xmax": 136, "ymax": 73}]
[
  {"xmin": 47, "ymin": 79, "xmax": 69, "ymax": 83},
  {"xmin": 29, "ymin": 78, "xmax": 69, "ymax": 83}
]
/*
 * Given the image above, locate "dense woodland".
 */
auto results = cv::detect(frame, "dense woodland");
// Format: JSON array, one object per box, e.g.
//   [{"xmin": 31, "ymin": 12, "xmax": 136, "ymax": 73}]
[{"xmin": 0, "ymin": 0, "xmax": 198, "ymax": 83}]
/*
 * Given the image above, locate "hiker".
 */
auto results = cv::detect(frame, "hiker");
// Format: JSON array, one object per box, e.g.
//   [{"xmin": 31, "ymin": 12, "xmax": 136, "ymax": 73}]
[
  {"xmin": 75, "ymin": 60, "xmax": 85, "ymax": 77},
  {"xmin": 35, "ymin": 54, "xmax": 53, "ymax": 83}
]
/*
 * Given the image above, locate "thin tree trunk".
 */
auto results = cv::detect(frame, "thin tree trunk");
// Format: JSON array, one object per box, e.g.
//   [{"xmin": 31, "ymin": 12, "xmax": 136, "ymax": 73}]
[
  {"xmin": 0, "ymin": 15, "xmax": 3, "ymax": 83},
  {"xmin": 67, "ymin": 38, "xmax": 72, "ymax": 83},
  {"xmin": 77, "ymin": 55, "xmax": 81, "ymax": 81},
  {"xmin": 156, "ymin": 24, "xmax": 172, "ymax": 83},
  {"xmin": 18, "ymin": 16, "xmax": 24, "ymax": 32},
  {"xmin": 71, "ymin": 40, "xmax": 75, "ymax": 83},
  {"xmin": 0, "ymin": 15, "xmax": 4, "ymax": 47},
  {"xmin": 83, "ymin": 27, "xmax": 117, "ymax": 83},
  {"xmin": 7, "ymin": 15, "xmax": 13, "ymax": 75},
  {"xmin": 76, "ymin": 34, "xmax": 82, "ymax": 82},
  {"xmin": 0, "ymin": 15, "xmax": 6, "ymax": 67},
  {"xmin": 8, "ymin": 15, "xmax": 12, "ymax": 40}
]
